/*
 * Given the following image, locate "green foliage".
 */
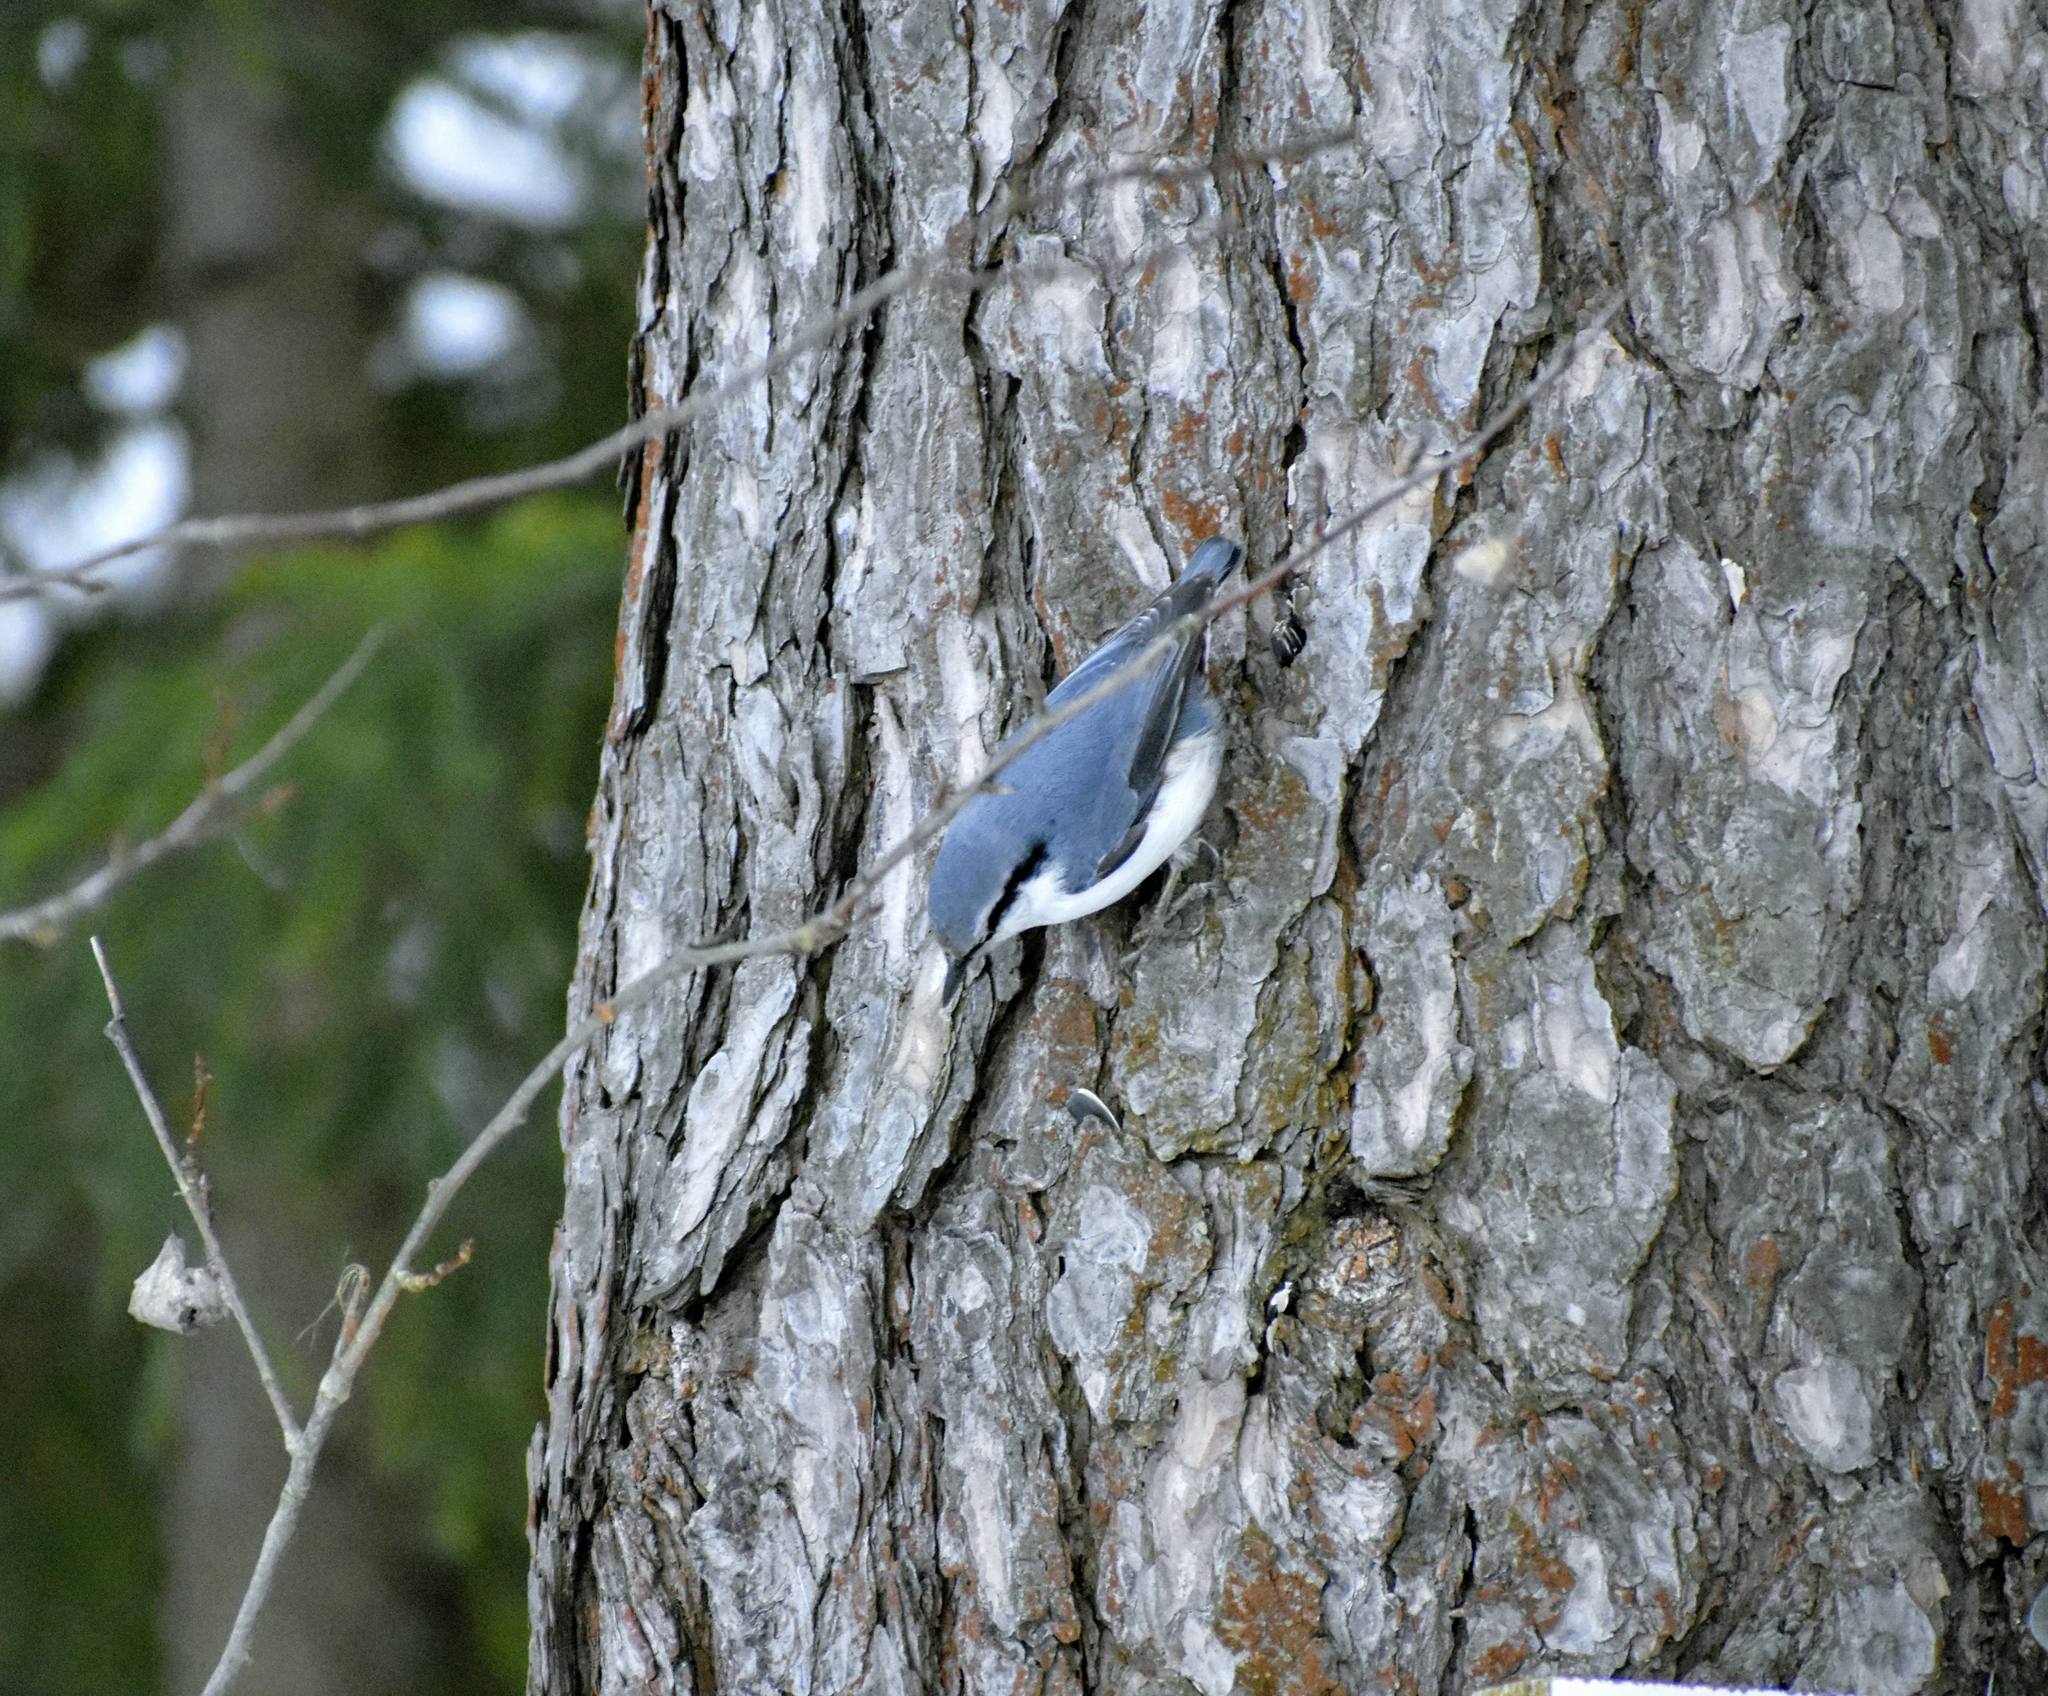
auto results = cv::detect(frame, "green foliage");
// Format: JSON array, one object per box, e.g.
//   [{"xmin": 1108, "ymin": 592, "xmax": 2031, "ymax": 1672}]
[
  {"xmin": 0, "ymin": 1243, "xmax": 162, "ymax": 1692},
  {"xmin": 0, "ymin": 496, "xmax": 622, "ymax": 1691},
  {"xmin": 0, "ymin": 2, "xmax": 167, "ymax": 460}
]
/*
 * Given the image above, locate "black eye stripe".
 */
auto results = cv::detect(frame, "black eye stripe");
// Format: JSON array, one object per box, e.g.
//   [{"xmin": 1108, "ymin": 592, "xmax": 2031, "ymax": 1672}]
[{"xmin": 986, "ymin": 840, "xmax": 1049, "ymax": 932}]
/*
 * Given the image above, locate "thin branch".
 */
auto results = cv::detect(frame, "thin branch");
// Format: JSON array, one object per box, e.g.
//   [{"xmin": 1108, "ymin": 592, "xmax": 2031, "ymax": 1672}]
[
  {"xmin": 154, "ymin": 292, "xmax": 1619, "ymax": 1696},
  {"xmin": 4, "ymin": 129, "xmax": 1360, "ymax": 606},
  {"xmin": 91, "ymin": 939, "xmax": 301, "ymax": 1448},
  {"xmin": 809, "ymin": 293, "xmax": 1628, "ymax": 945},
  {"xmin": 0, "ymin": 627, "xmax": 387, "ymax": 945}
]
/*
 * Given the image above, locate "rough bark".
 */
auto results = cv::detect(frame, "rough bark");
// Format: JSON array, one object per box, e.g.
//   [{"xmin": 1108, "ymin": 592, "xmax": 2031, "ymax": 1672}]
[{"xmin": 529, "ymin": 3, "xmax": 2048, "ymax": 1693}]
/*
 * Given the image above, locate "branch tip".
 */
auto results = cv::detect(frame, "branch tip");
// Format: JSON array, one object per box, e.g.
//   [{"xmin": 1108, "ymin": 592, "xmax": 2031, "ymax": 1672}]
[{"xmin": 397, "ymin": 1239, "xmax": 476, "ymax": 1294}]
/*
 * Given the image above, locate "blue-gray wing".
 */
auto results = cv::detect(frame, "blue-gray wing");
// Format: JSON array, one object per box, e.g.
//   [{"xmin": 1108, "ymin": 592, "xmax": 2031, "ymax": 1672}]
[{"xmin": 1040, "ymin": 538, "xmax": 1241, "ymax": 878}]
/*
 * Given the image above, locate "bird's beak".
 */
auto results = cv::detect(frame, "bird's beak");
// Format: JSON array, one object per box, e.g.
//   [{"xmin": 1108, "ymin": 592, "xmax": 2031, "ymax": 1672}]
[{"xmin": 942, "ymin": 954, "xmax": 970, "ymax": 1005}]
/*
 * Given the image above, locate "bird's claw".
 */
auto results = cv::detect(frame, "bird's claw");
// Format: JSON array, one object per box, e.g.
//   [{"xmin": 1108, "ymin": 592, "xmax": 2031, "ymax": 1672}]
[{"xmin": 1133, "ymin": 839, "xmax": 1221, "ymax": 948}]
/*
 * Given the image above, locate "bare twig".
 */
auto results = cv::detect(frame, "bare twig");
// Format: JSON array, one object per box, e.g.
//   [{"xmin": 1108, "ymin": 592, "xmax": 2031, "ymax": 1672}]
[
  {"xmin": 396, "ymin": 1239, "xmax": 474, "ymax": 1292},
  {"xmin": 0, "ymin": 627, "xmax": 387, "ymax": 945},
  {"xmin": 4, "ymin": 129, "xmax": 1360, "ymax": 606},
  {"xmin": 91, "ymin": 939, "xmax": 301, "ymax": 1448}
]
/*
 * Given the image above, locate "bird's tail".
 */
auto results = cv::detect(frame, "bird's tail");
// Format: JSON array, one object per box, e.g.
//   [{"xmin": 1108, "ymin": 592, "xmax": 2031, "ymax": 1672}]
[{"xmin": 1179, "ymin": 537, "xmax": 1245, "ymax": 592}]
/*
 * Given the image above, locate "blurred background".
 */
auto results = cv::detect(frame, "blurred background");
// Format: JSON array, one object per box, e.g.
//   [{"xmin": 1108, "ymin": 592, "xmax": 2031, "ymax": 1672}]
[{"xmin": 0, "ymin": 3, "xmax": 645, "ymax": 1690}]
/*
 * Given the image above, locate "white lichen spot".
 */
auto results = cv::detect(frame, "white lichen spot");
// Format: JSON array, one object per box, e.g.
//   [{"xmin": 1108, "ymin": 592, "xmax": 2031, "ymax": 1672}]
[
  {"xmin": 1652, "ymin": 94, "xmax": 1705, "ymax": 180},
  {"xmin": 1368, "ymin": 56, "xmax": 1427, "ymax": 179},
  {"xmin": 1696, "ymin": 216, "xmax": 1747, "ymax": 376},
  {"xmin": 616, "ymin": 897, "xmax": 670, "ymax": 986},
  {"xmin": 726, "ymin": 463, "xmax": 765, "ymax": 545},
  {"xmin": 1929, "ymin": 858, "xmax": 2004, "ymax": 1003},
  {"xmin": 960, "ymin": 1415, "xmax": 1016, "ymax": 1628},
  {"xmin": 1737, "ymin": 200, "xmax": 1796, "ymax": 324},
  {"xmin": 713, "ymin": 247, "xmax": 770, "ymax": 367},
  {"xmin": 1489, "ymin": 670, "xmax": 1606, "ymax": 767},
  {"xmin": 664, "ymin": 963, "xmax": 798, "ymax": 1240},
  {"xmin": 1730, "ymin": 685, "xmax": 1779, "ymax": 760},
  {"xmin": 1721, "ymin": 556, "xmax": 1748, "ymax": 611},
  {"xmin": 1106, "ymin": 174, "xmax": 1147, "ymax": 262},
  {"xmin": 857, "ymin": 693, "xmax": 917, "ymax": 960},
  {"xmin": 949, "ymin": 1256, "xmax": 993, "ymax": 1315},
  {"xmin": 683, "ymin": 66, "xmax": 736, "ymax": 183},
  {"xmin": 1452, "ymin": 534, "xmax": 1512, "ymax": 586},
  {"xmin": 938, "ymin": 617, "xmax": 992, "ymax": 773},
  {"xmin": 1535, "ymin": 951, "xmax": 1618, "ymax": 1105},
  {"xmin": 901, "ymin": 954, "xmax": 952, "ymax": 1076},
  {"xmin": 1564, "ymin": 330, "xmax": 1624, "ymax": 404},
  {"xmin": 1388, "ymin": 978, "xmax": 1459, "ymax": 1149},
  {"xmin": 969, "ymin": 51, "xmax": 1018, "ymax": 200},
  {"xmin": 746, "ymin": 1, "xmax": 775, "ymax": 96},
  {"xmin": 1139, "ymin": 1379, "xmax": 1246, "ymax": 1696},
  {"xmin": 1723, "ymin": 25, "xmax": 1794, "ymax": 167},
  {"xmin": 781, "ymin": 82, "xmax": 833, "ymax": 271},
  {"xmin": 1146, "ymin": 249, "xmax": 1206, "ymax": 402},
  {"xmin": 1774, "ymin": 1359, "xmax": 1875, "ymax": 1472},
  {"xmin": 1291, "ymin": 0, "xmax": 1342, "ymax": 110},
  {"xmin": 1613, "ymin": 1051, "xmax": 1679, "ymax": 1225},
  {"xmin": 1026, "ymin": 263, "xmax": 1112, "ymax": 376},
  {"xmin": 1428, "ymin": 304, "xmax": 1502, "ymax": 420},
  {"xmin": 1955, "ymin": 0, "xmax": 2020, "ymax": 92},
  {"xmin": 1133, "ymin": 0, "xmax": 1204, "ymax": 109},
  {"xmin": 1499, "ymin": 1010, "xmax": 1532, "ymax": 1070},
  {"xmin": 1844, "ymin": 211, "xmax": 1907, "ymax": 314},
  {"xmin": 1543, "ymin": 1534, "xmax": 1619, "ymax": 1652},
  {"xmin": 1112, "ymin": 509, "xmax": 1169, "ymax": 588},
  {"xmin": 1889, "ymin": 185, "xmax": 1943, "ymax": 240},
  {"xmin": 735, "ymin": 687, "xmax": 788, "ymax": 805}
]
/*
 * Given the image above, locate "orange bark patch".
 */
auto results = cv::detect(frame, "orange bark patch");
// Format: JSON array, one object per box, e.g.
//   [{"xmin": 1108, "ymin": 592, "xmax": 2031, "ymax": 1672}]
[
  {"xmin": 1979, "ymin": 1478, "xmax": 2028, "ymax": 1545},
  {"xmin": 2022, "ymin": 1332, "xmax": 2048, "ymax": 1385},
  {"xmin": 624, "ymin": 440, "xmax": 663, "ymax": 602},
  {"xmin": 1286, "ymin": 251, "xmax": 1318, "ymax": 304},
  {"xmin": 1986, "ymin": 1297, "xmax": 2048, "ymax": 1425},
  {"xmin": 1215, "ymin": 1529, "xmax": 1340, "ymax": 1696},
  {"xmin": 1161, "ymin": 486, "xmax": 1225, "ymax": 542},
  {"xmin": 1987, "ymin": 1297, "xmax": 2020, "ymax": 1419},
  {"xmin": 1927, "ymin": 1014, "xmax": 1954, "ymax": 1065},
  {"xmin": 1362, "ymin": 1380, "xmax": 1438, "ymax": 1464},
  {"xmin": 1745, "ymin": 1235, "xmax": 1783, "ymax": 1294},
  {"xmin": 1233, "ymin": 768, "xmax": 1312, "ymax": 839},
  {"xmin": 1411, "ymin": 247, "xmax": 1461, "ymax": 287},
  {"xmin": 1303, "ymin": 198, "xmax": 1344, "ymax": 240},
  {"xmin": 1534, "ymin": 1456, "xmax": 1580, "ymax": 1519},
  {"xmin": 1405, "ymin": 354, "xmax": 1435, "ymax": 408}
]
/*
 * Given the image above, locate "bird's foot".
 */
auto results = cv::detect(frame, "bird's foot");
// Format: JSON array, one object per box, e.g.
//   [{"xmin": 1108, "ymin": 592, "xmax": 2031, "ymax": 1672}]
[{"xmin": 1133, "ymin": 839, "xmax": 1222, "ymax": 948}]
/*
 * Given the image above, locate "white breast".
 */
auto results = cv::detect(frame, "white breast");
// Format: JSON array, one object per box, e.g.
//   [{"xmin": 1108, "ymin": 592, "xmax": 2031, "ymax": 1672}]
[{"xmin": 994, "ymin": 727, "xmax": 1223, "ymax": 943}]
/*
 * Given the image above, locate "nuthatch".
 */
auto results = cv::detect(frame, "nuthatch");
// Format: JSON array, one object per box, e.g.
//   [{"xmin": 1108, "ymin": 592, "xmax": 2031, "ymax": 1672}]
[{"xmin": 928, "ymin": 537, "xmax": 1244, "ymax": 1000}]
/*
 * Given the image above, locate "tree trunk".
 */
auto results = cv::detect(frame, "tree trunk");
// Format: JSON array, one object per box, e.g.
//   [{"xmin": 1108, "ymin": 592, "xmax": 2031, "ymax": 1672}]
[
  {"xmin": 157, "ymin": 19, "xmax": 443, "ymax": 1696},
  {"xmin": 528, "ymin": 4, "xmax": 2048, "ymax": 1692},
  {"xmin": 162, "ymin": 12, "xmax": 387, "ymax": 599}
]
